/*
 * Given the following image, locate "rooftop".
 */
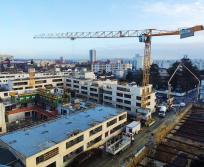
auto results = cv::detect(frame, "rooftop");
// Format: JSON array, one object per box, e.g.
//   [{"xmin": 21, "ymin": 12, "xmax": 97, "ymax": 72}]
[{"xmin": 0, "ymin": 106, "xmax": 125, "ymax": 158}]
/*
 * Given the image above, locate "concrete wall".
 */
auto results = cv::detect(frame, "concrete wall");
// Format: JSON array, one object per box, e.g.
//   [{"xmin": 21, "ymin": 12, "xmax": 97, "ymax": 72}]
[{"xmin": 0, "ymin": 103, "xmax": 7, "ymax": 134}]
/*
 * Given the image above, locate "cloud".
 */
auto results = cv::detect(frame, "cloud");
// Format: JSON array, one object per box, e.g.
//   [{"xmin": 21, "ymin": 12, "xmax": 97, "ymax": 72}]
[{"xmin": 143, "ymin": 0, "xmax": 204, "ymax": 26}]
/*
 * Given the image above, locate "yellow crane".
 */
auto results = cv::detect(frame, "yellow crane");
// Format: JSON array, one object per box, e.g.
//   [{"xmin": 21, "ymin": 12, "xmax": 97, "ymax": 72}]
[{"xmin": 34, "ymin": 25, "xmax": 204, "ymax": 108}]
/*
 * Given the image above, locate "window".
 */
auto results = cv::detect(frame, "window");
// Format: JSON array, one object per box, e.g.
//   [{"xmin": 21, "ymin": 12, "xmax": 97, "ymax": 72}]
[
  {"xmin": 107, "ymin": 118, "xmax": 117, "ymax": 127},
  {"xmin": 13, "ymin": 87, "xmax": 23, "ymax": 90},
  {"xmin": 66, "ymin": 84, "xmax": 71, "ymax": 87},
  {"xmin": 104, "ymin": 90, "xmax": 112, "ymax": 95},
  {"xmin": 136, "ymin": 96, "xmax": 141, "ymax": 100},
  {"xmin": 136, "ymin": 103, "xmax": 141, "ymax": 107},
  {"xmin": 36, "ymin": 148, "xmax": 59, "ymax": 164},
  {"xmin": 52, "ymin": 79, "xmax": 62, "ymax": 82},
  {"xmin": 124, "ymin": 94, "xmax": 131, "ymax": 98},
  {"xmin": 74, "ymin": 85, "xmax": 79, "ymax": 88},
  {"xmin": 66, "ymin": 79, "xmax": 71, "ymax": 82},
  {"xmin": 66, "ymin": 135, "xmax": 84, "ymax": 149},
  {"xmin": 87, "ymin": 135, "xmax": 102, "ymax": 148},
  {"xmin": 89, "ymin": 126, "xmax": 102, "ymax": 136},
  {"xmin": 56, "ymin": 83, "xmax": 63, "ymax": 86},
  {"xmin": 119, "ymin": 114, "xmax": 126, "ymax": 121},
  {"xmin": 81, "ymin": 86, "xmax": 87, "ymax": 90},
  {"xmin": 90, "ymin": 93, "xmax": 98, "ymax": 97},
  {"xmin": 124, "ymin": 100, "xmax": 131, "ymax": 105},
  {"xmin": 13, "ymin": 82, "xmax": 28, "ymax": 86},
  {"xmin": 63, "ymin": 146, "xmax": 84, "ymax": 162},
  {"xmin": 90, "ymin": 88, "xmax": 97, "ymax": 92},
  {"xmin": 104, "ymin": 96, "xmax": 112, "ymax": 100},
  {"xmin": 81, "ymin": 91, "xmax": 87, "ymax": 95},
  {"xmin": 110, "ymin": 124, "xmax": 122, "ymax": 134},
  {"xmin": 35, "ymin": 80, "xmax": 46, "ymax": 84},
  {"xmin": 116, "ymin": 98, "xmax": 123, "ymax": 103},
  {"xmin": 4, "ymin": 93, "xmax": 8, "ymax": 97},
  {"xmin": 35, "ymin": 85, "xmax": 42, "ymax": 88},
  {"xmin": 117, "ymin": 93, "xmax": 123, "ymax": 97},
  {"xmin": 0, "ymin": 127, "xmax": 2, "ymax": 132},
  {"xmin": 74, "ymin": 80, "xmax": 79, "ymax": 83},
  {"xmin": 105, "ymin": 131, "xmax": 109, "ymax": 137}
]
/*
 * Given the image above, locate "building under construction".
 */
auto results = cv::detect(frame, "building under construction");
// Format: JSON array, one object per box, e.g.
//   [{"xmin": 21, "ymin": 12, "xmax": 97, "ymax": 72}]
[
  {"xmin": 0, "ymin": 87, "xmax": 71, "ymax": 133},
  {"xmin": 129, "ymin": 103, "xmax": 204, "ymax": 167}
]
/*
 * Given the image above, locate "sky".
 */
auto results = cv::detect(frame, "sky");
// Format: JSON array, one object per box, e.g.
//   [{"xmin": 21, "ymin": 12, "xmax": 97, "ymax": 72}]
[{"xmin": 0, "ymin": 0, "xmax": 204, "ymax": 60}]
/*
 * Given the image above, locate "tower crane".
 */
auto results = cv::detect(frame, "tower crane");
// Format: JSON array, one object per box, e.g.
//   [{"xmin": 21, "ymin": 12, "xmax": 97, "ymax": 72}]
[{"xmin": 34, "ymin": 25, "xmax": 204, "ymax": 109}]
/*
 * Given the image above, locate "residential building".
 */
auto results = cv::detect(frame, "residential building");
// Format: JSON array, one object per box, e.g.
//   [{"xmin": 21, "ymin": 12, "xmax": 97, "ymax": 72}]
[
  {"xmin": 91, "ymin": 62, "xmax": 132, "ymax": 74},
  {"xmin": 0, "ymin": 106, "xmax": 127, "ymax": 167},
  {"xmin": 66, "ymin": 77, "xmax": 156, "ymax": 113}
]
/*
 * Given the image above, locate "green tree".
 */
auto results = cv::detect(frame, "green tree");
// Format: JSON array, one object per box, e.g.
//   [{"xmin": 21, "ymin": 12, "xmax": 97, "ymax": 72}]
[
  {"xmin": 167, "ymin": 56, "xmax": 200, "ymax": 92},
  {"xmin": 150, "ymin": 64, "xmax": 163, "ymax": 89}
]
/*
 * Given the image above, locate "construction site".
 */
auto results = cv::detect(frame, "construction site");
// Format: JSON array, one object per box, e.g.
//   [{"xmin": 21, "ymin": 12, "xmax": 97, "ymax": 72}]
[
  {"xmin": 125, "ymin": 103, "xmax": 204, "ymax": 167},
  {"xmin": 0, "ymin": 15, "xmax": 203, "ymax": 167}
]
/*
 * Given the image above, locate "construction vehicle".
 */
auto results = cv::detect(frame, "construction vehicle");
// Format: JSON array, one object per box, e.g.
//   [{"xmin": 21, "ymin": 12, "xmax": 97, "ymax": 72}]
[
  {"xmin": 34, "ymin": 25, "xmax": 203, "ymax": 110},
  {"xmin": 167, "ymin": 62, "xmax": 200, "ymax": 109}
]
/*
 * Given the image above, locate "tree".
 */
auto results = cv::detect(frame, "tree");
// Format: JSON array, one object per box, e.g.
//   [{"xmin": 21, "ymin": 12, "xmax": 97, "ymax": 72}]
[
  {"xmin": 126, "ymin": 69, "xmax": 143, "ymax": 86},
  {"xmin": 167, "ymin": 56, "xmax": 200, "ymax": 92},
  {"xmin": 150, "ymin": 64, "xmax": 163, "ymax": 89}
]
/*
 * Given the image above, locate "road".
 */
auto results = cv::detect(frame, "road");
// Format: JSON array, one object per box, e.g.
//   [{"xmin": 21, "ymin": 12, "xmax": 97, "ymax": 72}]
[{"xmin": 81, "ymin": 111, "xmax": 177, "ymax": 167}]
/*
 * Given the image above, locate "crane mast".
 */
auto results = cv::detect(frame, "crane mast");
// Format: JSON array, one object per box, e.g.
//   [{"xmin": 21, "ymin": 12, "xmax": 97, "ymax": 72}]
[{"xmin": 34, "ymin": 25, "xmax": 204, "ymax": 109}]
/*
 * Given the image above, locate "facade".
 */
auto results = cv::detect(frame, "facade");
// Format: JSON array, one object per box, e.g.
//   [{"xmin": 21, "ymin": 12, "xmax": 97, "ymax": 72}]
[
  {"xmin": 89, "ymin": 49, "xmax": 96, "ymax": 63},
  {"xmin": 0, "ymin": 106, "xmax": 127, "ymax": 167},
  {"xmin": 0, "ymin": 103, "xmax": 7, "ymax": 134},
  {"xmin": 66, "ymin": 77, "xmax": 156, "ymax": 113},
  {"xmin": 102, "ymin": 82, "xmax": 156, "ymax": 114},
  {"xmin": 0, "ymin": 72, "xmax": 70, "ymax": 85},
  {"xmin": 91, "ymin": 62, "xmax": 132, "ymax": 74}
]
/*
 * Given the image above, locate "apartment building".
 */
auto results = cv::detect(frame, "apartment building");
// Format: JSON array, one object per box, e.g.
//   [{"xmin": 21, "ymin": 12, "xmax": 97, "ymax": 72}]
[
  {"xmin": 103, "ymin": 82, "xmax": 156, "ymax": 114},
  {"xmin": 66, "ymin": 77, "xmax": 156, "ymax": 113},
  {"xmin": 0, "ymin": 72, "xmax": 69, "ymax": 84},
  {"xmin": 91, "ymin": 62, "xmax": 132, "ymax": 73},
  {"xmin": 0, "ymin": 106, "xmax": 127, "ymax": 167}
]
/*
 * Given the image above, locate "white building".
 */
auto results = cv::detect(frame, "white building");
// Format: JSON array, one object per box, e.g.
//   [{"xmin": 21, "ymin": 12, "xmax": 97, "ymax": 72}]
[
  {"xmin": 91, "ymin": 62, "xmax": 132, "ymax": 74},
  {"xmin": 0, "ymin": 106, "xmax": 127, "ymax": 167},
  {"xmin": 66, "ymin": 77, "xmax": 156, "ymax": 113},
  {"xmin": 102, "ymin": 82, "xmax": 156, "ymax": 114}
]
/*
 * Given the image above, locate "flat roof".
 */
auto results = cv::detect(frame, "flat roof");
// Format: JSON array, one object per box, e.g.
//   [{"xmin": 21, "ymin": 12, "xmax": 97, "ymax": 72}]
[{"xmin": 0, "ymin": 106, "xmax": 125, "ymax": 158}]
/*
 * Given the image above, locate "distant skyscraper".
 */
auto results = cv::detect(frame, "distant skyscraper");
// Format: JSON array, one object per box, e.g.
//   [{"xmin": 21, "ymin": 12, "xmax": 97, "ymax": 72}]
[
  {"xmin": 60, "ymin": 56, "xmax": 63, "ymax": 63},
  {"xmin": 89, "ymin": 49, "xmax": 96, "ymax": 63}
]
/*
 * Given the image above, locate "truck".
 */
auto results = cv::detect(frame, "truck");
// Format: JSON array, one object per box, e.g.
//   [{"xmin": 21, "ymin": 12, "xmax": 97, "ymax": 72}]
[
  {"xmin": 158, "ymin": 105, "xmax": 167, "ymax": 117},
  {"xmin": 126, "ymin": 121, "xmax": 141, "ymax": 135}
]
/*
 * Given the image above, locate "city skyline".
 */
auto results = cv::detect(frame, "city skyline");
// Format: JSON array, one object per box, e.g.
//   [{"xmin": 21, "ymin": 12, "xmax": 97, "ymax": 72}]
[{"xmin": 0, "ymin": 0, "xmax": 204, "ymax": 59}]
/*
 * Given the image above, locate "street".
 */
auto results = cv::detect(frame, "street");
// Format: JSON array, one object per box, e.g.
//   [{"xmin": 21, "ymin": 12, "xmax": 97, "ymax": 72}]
[{"xmin": 81, "ymin": 110, "xmax": 177, "ymax": 167}]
